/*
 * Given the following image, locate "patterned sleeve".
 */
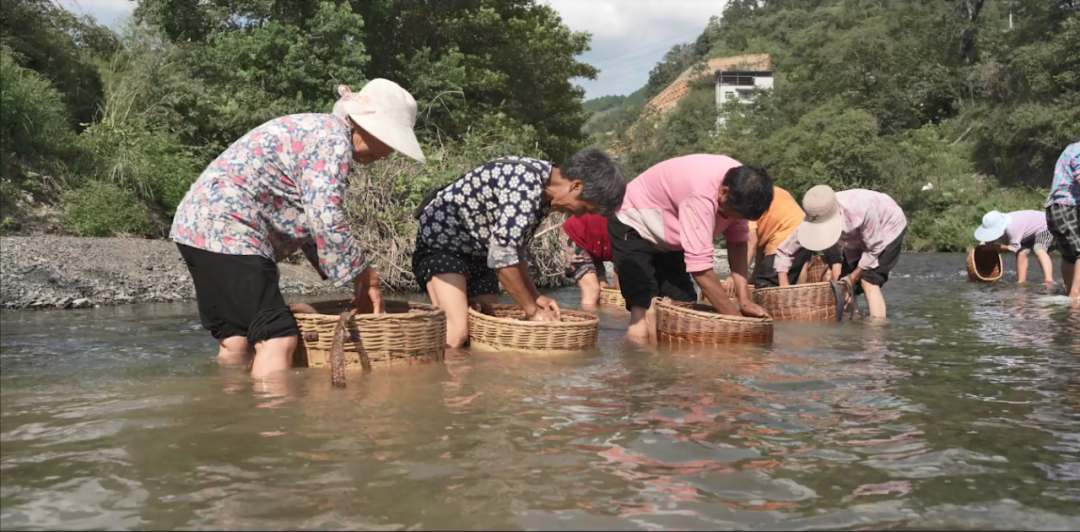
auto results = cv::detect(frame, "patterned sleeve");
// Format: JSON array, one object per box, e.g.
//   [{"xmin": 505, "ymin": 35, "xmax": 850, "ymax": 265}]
[
  {"xmin": 773, "ymin": 228, "xmax": 802, "ymax": 273},
  {"xmin": 487, "ymin": 163, "xmax": 546, "ymax": 269},
  {"xmin": 857, "ymin": 206, "xmax": 886, "ymax": 270},
  {"xmin": 298, "ymin": 137, "xmax": 368, "ymax": 285}
]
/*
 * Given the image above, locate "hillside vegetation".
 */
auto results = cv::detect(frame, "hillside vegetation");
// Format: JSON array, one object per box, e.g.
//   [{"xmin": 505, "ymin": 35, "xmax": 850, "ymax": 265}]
[
  {"xmin": 583, "ymin": 0, "xmax": 1078, "ymax": 251},
  {"xmin": 0, "ymin": 0, "xmax": 597, "ymax": 288}
]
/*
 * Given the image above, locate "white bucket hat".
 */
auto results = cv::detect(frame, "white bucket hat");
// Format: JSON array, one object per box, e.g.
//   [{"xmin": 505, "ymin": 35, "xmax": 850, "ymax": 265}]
[
  {"xmin": 973, "ymin": 210, "xmax": 1011, "ymax": 243},
  {"xmin": 797, "ymin": 185, "xmax": 844, "ymax": 251},
  {"xmin": 333, "ymin": 80, "xmax": 426, "ymax": 164}
]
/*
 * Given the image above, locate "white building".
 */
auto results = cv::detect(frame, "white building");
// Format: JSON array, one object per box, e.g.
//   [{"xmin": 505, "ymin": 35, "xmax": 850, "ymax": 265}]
[{"xmin": 715, "ymin": 70, "xmax": 773, "ymax": 106}]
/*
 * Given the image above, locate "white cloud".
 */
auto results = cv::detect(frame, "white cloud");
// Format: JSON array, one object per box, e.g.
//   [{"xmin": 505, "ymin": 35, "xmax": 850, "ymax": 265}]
[{"xmin": 545, "ymin": 0, "xmax": 728, "ymax": 99}]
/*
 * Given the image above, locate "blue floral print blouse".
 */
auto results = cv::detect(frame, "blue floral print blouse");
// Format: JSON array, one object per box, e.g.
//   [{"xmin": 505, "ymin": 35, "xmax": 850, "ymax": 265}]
[{"xmin": 170, "ymin": 113, "xmax": 367, "ymax": 286}]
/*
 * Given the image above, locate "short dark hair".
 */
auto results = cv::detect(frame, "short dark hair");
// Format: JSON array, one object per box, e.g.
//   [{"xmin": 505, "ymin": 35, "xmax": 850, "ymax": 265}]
[
  {"xmin": 724, "ymin": 165, "xmax": 774, "ymax": 220},
  {"xmin": 560, "ymin": 147, "xmax": 626, "ymax": 217}
]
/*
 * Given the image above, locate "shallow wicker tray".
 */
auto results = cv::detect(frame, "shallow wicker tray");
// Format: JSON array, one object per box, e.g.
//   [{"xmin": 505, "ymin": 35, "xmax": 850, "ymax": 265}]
[
  {"xmin": 599, "ymin": 287, "xmax": 626, "ymax": 308},
  {"xmin": 468, "ymin": 304, "xmax": 599, "ymax": 353},
  {"xmin": 967, "ymin": 247, "xmax": 1003, "ymax": 282},
  {"xmin": 292, "ymin": 300, "xmax": 446, "ymax": 369},
  {"xmin": 654, "ymin": 298, "xmax": 773, "ymax": 345},
  {"xmin": 753, "ymin": 281, "xmax": 849, "ymax": 321}
]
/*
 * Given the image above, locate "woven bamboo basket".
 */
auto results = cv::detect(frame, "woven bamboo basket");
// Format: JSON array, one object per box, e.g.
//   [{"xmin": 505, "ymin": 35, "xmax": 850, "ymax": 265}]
[
  {"xmin": 468, "ymin": 304, "xmax": 599, "ymax": 353},
  {"xmin": 654, "ymin": 298, "xmax": 773, "ymax": 345},
  {"xmin": 753, "ymin": 281, "xmax": 850, "ymax": 321},
  {"xmin": 967, "ymin": 247, "xmax": 1003, "ymax": 282},
  {"xmin": 698, "ymin": 282, "xmax": 755, "ymax": 302},
  {"xmin": 292, "ymin": 300, "xmax": 446, "ymax": 369},
  {"xmin": 806, "ymin": 255, "xmax": 828, "ymax": 283},
  {"xmin": 599, "ymin": 287, "xmax": 626, "ymax": 308}
]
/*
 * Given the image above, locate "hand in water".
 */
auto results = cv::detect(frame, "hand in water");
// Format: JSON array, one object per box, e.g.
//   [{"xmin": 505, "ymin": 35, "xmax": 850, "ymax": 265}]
[
  {"xmin": 740, "ymin": 300, "xmax": 770, "ymax": 318},
  {"xmin": 722, "ymin": 277, "xmax": 737, "ymax": 299},
  {"xmin": 528, "ymin": 308, "xmax": 560, "ymax": 322},
  {"xmin": 536, "ymin": 296, "xmax": 561, "ymax": 321}
]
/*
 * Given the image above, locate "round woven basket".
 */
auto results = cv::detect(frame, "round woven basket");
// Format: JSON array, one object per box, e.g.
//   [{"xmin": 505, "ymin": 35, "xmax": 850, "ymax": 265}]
[
  {"xmin": 753, "ymin": 281, "xmax": 850, "ymax": 321},
  {"xmin": 806, "ymin": 255, "xmax": 828, "ymax": 283},
  {"xmin": 654, "ymin": 298, "xmax": 773, "ymax": 345},
  {"xmin": 292, "ymin": 300, "xmax": 446, "ymax": 369},
  {"xmin": 599, "ymin": 287, "xmax": 626, "ymax": 308},
  {"xmin": 697, "ymin": 282, "xmax": 755, "ymax": 302},
  {"xmin": 468, "ymin": 304, "xmax": 599, "ymax": 353},
  {"xmin": 967, "ymin": 247, "xmax": 1003, "ymax": 282}
]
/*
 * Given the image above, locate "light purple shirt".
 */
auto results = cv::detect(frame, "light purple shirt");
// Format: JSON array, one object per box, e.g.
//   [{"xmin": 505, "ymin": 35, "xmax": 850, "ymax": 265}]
[
  {"xmin": 995, "ymin": 210, "xmax": 1049, "ymax": 253},
  {"xmin": 776, "ymin": 189, "xmax": 907, "ymax": 272}
]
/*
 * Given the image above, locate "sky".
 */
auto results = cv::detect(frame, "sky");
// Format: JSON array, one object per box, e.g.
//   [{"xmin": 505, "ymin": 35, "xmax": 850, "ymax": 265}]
[{"xmin": 54, "ymin": 0, "xmax": 729, "ymax": 101}]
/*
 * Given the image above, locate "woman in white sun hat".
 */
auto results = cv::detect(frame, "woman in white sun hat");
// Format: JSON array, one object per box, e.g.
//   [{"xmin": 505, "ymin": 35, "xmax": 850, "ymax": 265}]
[
  {"xmin": 974, "ymin": 210, "xmax": 1055, "ymax": 284},
  {"xmin": 170, "ymin": 79, "xmax": 425, "ymax": 379},
  {"xmin": 774, "ymin": 185, "xmax": 907, "ymax": 318}
]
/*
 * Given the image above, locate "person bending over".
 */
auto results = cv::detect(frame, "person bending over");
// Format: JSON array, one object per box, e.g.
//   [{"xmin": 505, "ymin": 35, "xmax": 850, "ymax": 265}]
[
  {"xmin": 1045, "ymin": 141, "xmax": 1080, "ymax": 298},
  {"xmin": 561, "ymin": 213, "xmax": 617, "ymax": 311},
  {"xmin": 775, "ymin": 186, "xmax": 907, "ymax": 318},
  {"xmin": 608, "ymin": 154, "xmax": 773, "ymax": 343},
  {"xmin": 170, "ymin": 81, "xmax": 426, "ymax": 378},
  {"xmin": 412, "ymin": 148, "xmax": 626, "ymax": 347},
  {"xmin": 974, "ymin": 210, "xmax": 1055, "ymax": 284},
  {"xmin": 746, "ymin": 186, "xmax": 811, "ymax": 288}
]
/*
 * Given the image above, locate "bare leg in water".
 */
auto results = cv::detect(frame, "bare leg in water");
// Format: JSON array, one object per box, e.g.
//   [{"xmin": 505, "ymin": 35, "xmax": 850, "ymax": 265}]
[{"xmin": 218, "ymin": 336, "xmax": 250, "ymax": 365}]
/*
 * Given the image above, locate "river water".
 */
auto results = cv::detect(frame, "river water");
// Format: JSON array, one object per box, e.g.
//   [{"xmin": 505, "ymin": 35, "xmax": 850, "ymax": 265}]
[{"xmin": 1, "ymin": 253, "xmax": 1077, "ymax": 530}]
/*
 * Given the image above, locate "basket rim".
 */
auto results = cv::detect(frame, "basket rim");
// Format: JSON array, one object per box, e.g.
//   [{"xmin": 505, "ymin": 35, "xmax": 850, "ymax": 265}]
[
  {"xmin": 293, "ymin": 300, "xmax": 445, "ymax": 321},
  {"xmin": 468, "ymin": 303, "xmax": 598, "ymax": 328},
  {"xmin": 752, "ymin": 281, "xmax": 834, "ymax": 294},
  {"xmin": 653, "ymin": 297, "xmax": 773, "ymax": 324},
  {"xmin": 967, "ymin": 248, "xmax": 1003, "ymax": 281}
]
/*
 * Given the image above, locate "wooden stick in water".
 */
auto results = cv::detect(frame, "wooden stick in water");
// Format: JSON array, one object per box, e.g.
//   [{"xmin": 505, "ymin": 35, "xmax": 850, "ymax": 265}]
[{"xmin": 330, "ymin": 311, "xmax": 350, "ymax": 387}]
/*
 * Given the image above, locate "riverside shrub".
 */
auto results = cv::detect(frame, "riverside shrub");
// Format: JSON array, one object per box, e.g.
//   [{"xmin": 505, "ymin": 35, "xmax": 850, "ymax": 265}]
[{"xmin": 64, "ymin": 181, "xmax": 152, "ymax": 237}]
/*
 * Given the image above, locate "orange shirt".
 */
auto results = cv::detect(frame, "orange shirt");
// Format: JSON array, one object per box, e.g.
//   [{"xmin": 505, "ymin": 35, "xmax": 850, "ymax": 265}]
[{"xmin": 749, "ymin": 187, "xmax": 804, "ymax": 255}]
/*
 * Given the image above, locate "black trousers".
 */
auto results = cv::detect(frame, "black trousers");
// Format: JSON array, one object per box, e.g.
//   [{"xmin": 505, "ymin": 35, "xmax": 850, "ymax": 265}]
[
  {"xmin": 608, "ymin": 217, "xmax": 697, "ymax": 311},
  {"xmin": 839, "ymin": 229, "xmax": 906, "ymax": 294},
  {"xmin": 754, "ymin": 248, "xmax": 814, "ymax": 288},
  {"xmin": 177, "ymin": 244, "xmax": 298, "ymax": 344}
]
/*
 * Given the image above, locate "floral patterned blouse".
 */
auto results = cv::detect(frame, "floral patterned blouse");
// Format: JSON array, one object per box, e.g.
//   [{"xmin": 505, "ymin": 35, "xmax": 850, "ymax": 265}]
[
  {"xmin": 416, "ymin": 157, "xmax": 553, "ymax": 269},
  {"xmin": 170, "ymin": 113, "xmax": 367, "ymax": 286}
]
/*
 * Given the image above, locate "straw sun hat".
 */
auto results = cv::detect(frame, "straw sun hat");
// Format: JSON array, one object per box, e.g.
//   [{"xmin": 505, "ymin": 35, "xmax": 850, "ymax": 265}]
[
  {"xmin": 797, "ymin": 185, "xmax": 844, "ymax": 251},
  {"xmin": 334, "ymin": 79, "xmax": 426, "ymax": 164}
]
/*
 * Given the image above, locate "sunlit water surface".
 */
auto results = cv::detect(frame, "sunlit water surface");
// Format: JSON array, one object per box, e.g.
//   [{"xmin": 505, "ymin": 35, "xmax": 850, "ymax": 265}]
[{"xmin": 1, "ymin": 253, "xmax": 1078, "ymax": 530}]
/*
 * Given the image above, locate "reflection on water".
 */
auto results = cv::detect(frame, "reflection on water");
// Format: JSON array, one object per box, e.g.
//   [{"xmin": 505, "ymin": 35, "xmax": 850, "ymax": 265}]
[{"xmin": 1, "ymin": 253, "xmax": 1078, "ymax": 530}]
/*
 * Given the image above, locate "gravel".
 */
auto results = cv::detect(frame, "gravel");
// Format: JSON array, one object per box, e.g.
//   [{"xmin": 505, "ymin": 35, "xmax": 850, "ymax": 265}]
[
  {"xmin": 0, "ymin": 236, "xmax": 349, "ymax": 311},
  {"xmin": 0, "ymin": 236, "xmax": 734, "ymax": 312}
]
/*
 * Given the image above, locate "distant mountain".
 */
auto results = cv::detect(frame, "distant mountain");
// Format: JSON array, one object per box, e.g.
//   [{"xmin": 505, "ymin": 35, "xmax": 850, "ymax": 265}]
[{"xmin": 583, "ymin": 86, "xmax": 647, "ymax": 115}]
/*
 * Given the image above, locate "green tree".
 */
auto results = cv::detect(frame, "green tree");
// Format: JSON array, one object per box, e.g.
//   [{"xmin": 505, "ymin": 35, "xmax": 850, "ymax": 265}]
[
  {"xmin": 136, "ymin": 0, "xmax": 597, "ymax": 161},
  {"xmin": 0, "ymin": 0, "xmax": 118, "ymax": 129}
]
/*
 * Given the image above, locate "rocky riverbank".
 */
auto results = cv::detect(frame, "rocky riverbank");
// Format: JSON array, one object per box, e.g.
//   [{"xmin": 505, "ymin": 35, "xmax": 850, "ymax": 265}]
[
  {"xmin": 1, "ymin": 236, "xmax": 735, "ymax": 311},
  {"xmin": 0, "ymin": 236, "xmax": 348, "ymax": 311}
]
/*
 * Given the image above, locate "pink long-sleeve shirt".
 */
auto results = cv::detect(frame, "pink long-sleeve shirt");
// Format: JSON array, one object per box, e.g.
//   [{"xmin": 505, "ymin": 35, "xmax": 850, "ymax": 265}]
[
  {"xmin": 775, "ymin": 189, "xmax": 907, "ymax": 272},
  {"xmin": 615, "ymin": 154, "xmax": 750, "ymax": 272}
]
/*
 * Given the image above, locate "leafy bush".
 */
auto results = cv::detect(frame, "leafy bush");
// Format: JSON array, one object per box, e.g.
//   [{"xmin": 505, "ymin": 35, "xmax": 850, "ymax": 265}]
[
  {"xmin": 0, "ymin": 46, "xmax": 78, "ymax": 188},
  {"xmin": 79, "ymin": 123, "xmax": 205, "ymax": 213},
  {"xmin": 64, "ymin": 181, "xmax": 153, "ymax": 237}
]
